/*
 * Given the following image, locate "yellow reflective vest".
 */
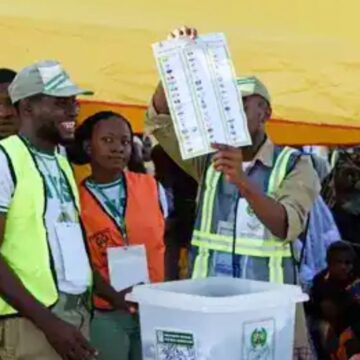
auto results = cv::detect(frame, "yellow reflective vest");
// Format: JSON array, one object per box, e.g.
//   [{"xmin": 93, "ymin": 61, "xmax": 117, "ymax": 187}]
[
  {"xmin": 191, "ymin": 147, "xmax": 298, "ymax": 283},
  {"xmin": 0, "ymin": 135, "xmax": 79, "ymax": 316}
]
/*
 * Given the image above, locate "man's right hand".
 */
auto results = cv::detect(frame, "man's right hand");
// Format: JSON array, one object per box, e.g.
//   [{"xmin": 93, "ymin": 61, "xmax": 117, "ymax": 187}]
[{"xmin": 41, "ymin": 316, "xmax": 97, "ymax": 360}]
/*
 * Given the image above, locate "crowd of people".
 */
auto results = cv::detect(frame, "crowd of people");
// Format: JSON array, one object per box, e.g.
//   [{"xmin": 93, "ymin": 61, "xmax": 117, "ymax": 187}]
[{"xmin": 0, "ymin": 26, "xmax": 359, "ymax": 360}]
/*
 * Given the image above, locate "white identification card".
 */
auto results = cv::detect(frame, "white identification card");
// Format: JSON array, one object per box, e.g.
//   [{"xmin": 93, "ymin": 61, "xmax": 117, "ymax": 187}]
[
  {"xmin": 236, "ymin": 199, "xmax": 266, "ymax": 239},
  {"xmin": 54, "ymin": 222, "xmax": 91, "ymax": 286},
  {"xmin": 107, "ymin": 245, "xmax": 150, "ymax": 292},
  {"xmin": 153, "ymin": 33, "xmax": 252, "ymax": 160}
]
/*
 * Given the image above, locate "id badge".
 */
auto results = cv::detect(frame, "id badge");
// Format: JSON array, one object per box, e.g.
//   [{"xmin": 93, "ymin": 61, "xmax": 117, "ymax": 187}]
[
  {"xmin": 107, "ymin": 245, "xmax": 149, "ymax": 292},
  {"xmin": 54, "ymin": 222, "xmax": 91, "ymax": 286},
  {"xmin": 236, "ymin": 199, "xmax": 266, "ymax": 239}
]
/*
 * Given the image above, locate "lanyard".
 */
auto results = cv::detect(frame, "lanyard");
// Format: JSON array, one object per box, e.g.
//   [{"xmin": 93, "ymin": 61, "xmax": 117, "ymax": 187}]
[
  {"xmin": 90, "ymin": 180, "xmax": 128, "ymax": 244},
  {"xmin": 35, "ymin": 154, "xmax": 66, "ymax": 206},
  {"xmin": 22, "ymin": 136, "xmax": 73, "ymax": 222},
  {"xmin": 35, "ymin": 154, "xmax": 75, "ymax": 223}
]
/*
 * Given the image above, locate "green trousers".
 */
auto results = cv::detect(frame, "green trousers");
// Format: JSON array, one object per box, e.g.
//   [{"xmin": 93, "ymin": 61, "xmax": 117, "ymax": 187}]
[{"xmin": 91, "ymin": 310, "xmax": 142, "ymax": 360}]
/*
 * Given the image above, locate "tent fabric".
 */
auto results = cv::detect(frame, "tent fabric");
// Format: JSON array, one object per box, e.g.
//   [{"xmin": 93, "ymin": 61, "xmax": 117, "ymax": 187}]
[{"xmin": 1, "ymin": 0, "xmax": 360, "ymax": 145}]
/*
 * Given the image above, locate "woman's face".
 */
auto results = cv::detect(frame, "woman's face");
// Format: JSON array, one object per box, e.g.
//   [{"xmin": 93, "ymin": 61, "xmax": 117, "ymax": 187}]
[{"xmin": 89, "ymin": 117, "xmax": 132, "ymax": 172}]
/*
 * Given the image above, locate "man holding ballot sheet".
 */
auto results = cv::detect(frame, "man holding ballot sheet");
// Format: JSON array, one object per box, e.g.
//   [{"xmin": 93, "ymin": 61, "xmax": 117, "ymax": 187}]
[{"xmin": 146, "ymin": 26, "xmax": 320, "ymax": 358}]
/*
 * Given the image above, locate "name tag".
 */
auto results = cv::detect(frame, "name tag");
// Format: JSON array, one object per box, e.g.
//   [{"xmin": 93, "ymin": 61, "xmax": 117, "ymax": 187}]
[
  {"xmin": 236, "ymin": 199, "xmax": 265, "ymax": 239},
  {"xmin": 54, "ymin": 222, "xmax": 91, "ymax": 286},
  {"xmin": 107, "ymin": 245, "xmax": 150, "ymax": 292}
]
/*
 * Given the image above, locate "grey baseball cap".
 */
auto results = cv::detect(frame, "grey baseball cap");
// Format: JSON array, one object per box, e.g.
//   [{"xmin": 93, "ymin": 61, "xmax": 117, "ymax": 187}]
[
  {"xmin": 9, "ymin": 60, "xmax": 93, "ymax": 104},
  {"xmin": 237, "ymin": 76, "xmax": 271, "ymax": 104}
]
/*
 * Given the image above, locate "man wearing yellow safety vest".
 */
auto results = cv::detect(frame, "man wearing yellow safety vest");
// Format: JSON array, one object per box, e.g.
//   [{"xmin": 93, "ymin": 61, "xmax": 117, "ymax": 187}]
[
  {"xmin": 146, "ymin": 26, "xmax": 321, "ymax": 359},
  {"xmin": 0, "ymin": 61, "xmax": 97, "ymax": 360}
]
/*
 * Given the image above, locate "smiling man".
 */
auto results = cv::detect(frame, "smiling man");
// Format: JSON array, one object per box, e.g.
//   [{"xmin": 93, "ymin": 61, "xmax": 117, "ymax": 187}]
[
  {"xmin": 0, "ymin": 68, "xmax": 19, "ymax": 139},
  {"xmin": 0, "ymin": 60, "xmax": 97, "ymax": 360}
]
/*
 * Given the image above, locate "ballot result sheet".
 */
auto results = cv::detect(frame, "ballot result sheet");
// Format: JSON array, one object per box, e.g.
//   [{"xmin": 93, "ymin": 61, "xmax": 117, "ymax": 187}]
[{"xmin": 153, "ymin": 33, "xmax": 251, "ymax": 160}]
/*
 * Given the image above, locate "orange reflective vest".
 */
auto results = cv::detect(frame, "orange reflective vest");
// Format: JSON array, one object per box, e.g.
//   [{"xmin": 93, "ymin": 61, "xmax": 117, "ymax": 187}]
[{"xmin": 80, "ymin": 171, "xmax": 165, "ymax": 310}]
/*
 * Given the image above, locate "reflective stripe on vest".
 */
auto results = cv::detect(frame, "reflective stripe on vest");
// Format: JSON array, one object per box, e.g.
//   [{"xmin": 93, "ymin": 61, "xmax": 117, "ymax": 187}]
[
  {"xmin": 330, "ymin": 150, "xmax": 338, "ymax": 169},
  {"xmin": 192, "ymin": 147, "xmax": 297, "ymax": 283}
]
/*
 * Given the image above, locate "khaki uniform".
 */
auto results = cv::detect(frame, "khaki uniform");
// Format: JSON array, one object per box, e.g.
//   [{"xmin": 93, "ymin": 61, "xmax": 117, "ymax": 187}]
[{"xmin": 0, "ymin": 293, "xmax": 90, "ymax": 360}]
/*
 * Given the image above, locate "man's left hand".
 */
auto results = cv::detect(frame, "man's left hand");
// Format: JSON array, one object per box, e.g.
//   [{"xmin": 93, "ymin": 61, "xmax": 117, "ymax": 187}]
[{"xmin": 212, "ymin": 144, "xmax": 246, "ymax": 186}]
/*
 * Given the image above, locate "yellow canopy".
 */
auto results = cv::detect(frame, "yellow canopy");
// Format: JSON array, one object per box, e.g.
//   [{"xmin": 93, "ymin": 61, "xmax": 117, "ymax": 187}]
[{"xmin": 1, "ymin": 0, "xmax": 360, "ymax": 146}]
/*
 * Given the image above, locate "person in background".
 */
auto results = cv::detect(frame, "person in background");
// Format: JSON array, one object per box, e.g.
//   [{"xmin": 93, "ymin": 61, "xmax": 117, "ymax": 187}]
[
  {"xmin": 333, "ymin": 266, "xmax": 360, "ymax": 360},
  {"xmin": 152, "ymin": 144, "xmax": 198, "ymax": 280},
  {"xmin": 132, "ymin": 134, "xmax": 154, "ymax": 174},
  {"xmin": 295, "ymin": 194, "xmax": 340, "ymax": 293},
  {"xmin": 293, "ymin": 147, "xmax": 339, "ymax": 292},
  {"xmin": 74, "ymin": 111, "xmax": 167, "ymax": 360},
  {"xmin": 310, "ymin": 242, "xmax": 359, "ymax": 358},
  {"xmin": 303, "ymin": 145, "xmax": 330, "ymax": 166},
  {"xmin": 315, "ymin": 287, "xmax": 354, "ymax": 359},
  {"xmin": 0, "ymin": 60, "xmax": 96, "ymax": 359},
  {"xmin": 293, "ymin": 146, "xmax": 330, "ymax": 181},
  {"xmin": 151, "ymin": 144, "xmax": 176, "ymax": 219},
  {"xmin": 146, "ymin": 25, "xmax": 320, "ymax": 359},
  {"xmin": 322, "ymin": 150, "xmax": 360, "ymax": 254},
  {"xmin": 142, "ymin": 135, "xmax": 153, "ymax": 162},
  {"xmin": 333, "ymin": 319, "xmax": 360, "ymax": 360},
  {"xmin": 311, "ymin": 242, "xmax": 358, "ymax": 317},
  {"xmin": 0, "ymin": 68, "xmax": 19, "ymax": 139},
  {"xmin": 310, "ymin": 152, "xmax": 331, "ymax": 182},
  {"xmin": 130, "ymin": 135, "xmax": 147, "ymax": 173},
  {"xmin": 142, "ymin": 134, "xmax": 155, "ymax": 175}
]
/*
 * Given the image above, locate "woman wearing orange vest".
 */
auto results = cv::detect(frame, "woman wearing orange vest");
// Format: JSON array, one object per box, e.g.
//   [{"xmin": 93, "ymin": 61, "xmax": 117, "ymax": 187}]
[{"xmin": 73, "ymin": 111, "xmax": 166, "ymax": 360}]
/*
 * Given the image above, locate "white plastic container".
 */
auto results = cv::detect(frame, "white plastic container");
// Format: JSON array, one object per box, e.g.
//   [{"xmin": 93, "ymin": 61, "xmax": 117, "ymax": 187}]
[{"xmin": 128, "ymin": 277, "xmax": 308, "ymax": 360}]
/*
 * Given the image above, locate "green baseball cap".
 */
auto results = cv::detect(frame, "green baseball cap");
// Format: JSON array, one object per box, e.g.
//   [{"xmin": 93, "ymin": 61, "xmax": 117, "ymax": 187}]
[
  {"xmin": 9, "ymin": 60, "xmax": 93, "ymax": 104},
  {"xmin": 237, "ymin": 76, "xmax": 271, "ymax": 105}
]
